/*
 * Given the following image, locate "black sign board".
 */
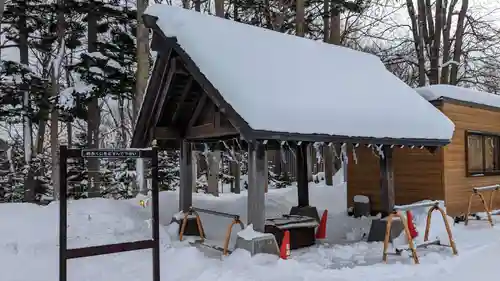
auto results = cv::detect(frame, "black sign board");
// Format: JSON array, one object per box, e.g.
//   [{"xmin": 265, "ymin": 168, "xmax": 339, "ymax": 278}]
[{"xmin": 81, "ymin": 149, "xmax": 141, "ymax": 158}]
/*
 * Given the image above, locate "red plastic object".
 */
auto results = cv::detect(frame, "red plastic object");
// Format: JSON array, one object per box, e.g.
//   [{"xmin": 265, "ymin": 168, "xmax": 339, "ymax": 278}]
[
  {"xmin": 315, "ymin": 209, "xmax": 328, "ymax": 239},
  {"xmin": 406, "ymin": 210, "xmax": 419, "ymax": 239},
  {"xmin": 280, "ymin": 230, "xmax": 291, "ymax": 259}
]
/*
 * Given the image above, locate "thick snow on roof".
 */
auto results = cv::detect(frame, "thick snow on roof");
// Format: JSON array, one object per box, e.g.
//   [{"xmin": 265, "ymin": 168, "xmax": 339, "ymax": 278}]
[
  {"xmin": 145, "ymin": 5, "xmax": 454, "ymax": 141},
  {"xmin": 416, "ymin": 84, "xmax": 500, "ymax": 109}
]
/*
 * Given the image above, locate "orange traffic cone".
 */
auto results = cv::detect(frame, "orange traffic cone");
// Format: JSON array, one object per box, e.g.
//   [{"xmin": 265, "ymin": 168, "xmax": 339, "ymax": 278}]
[
  {"xmin": 316, "ymin": 209, "xmax": 328, "ymax": 239},
  {"xmin": 280, "ymin": 230, "xmax": 291, "ymax": 259},
  {"xmin": 406, "ymin": 210, "xmax": 418, "ymax": 239}
]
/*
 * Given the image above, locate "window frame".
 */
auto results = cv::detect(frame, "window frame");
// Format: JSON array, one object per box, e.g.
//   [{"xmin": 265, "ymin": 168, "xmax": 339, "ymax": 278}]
[{"xmin": 465, "ymin": 130, "xmax": 500, "ymax": 177}]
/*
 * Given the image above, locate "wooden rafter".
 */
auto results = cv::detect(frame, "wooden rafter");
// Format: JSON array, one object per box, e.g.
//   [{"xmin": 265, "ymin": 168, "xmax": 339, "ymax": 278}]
[
  {"xmin": 154, "ymin": 127, "xmax": 181, "ymax": 139},
  {"xmin": 144, "ymin": 53, "xmax": 173, "ymax": 140},
  {"xmin": 171, "ymin": 76, "xmax": 193, "ymax": 125},
  {"xmin": 187, "ymin": 94, "xmax": 207, "ymax": 129},
  {"xmin": 185, "ymin": 123, "xmax": 238, "ymax": 139},
  {"xmin": 151, "ymin": 57, "xmax": 176, "ymax": 130}
]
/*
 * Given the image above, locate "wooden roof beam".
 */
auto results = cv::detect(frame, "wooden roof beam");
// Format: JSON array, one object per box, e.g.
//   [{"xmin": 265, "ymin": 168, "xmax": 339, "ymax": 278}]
[
  {"xmin": 171, "ymin": 76, "xmax": 193, "ymax": 126},
  {"xmin": 154, "ymin": 127, "xmax": 181, "ymax": 139},
  {"xmin": 185, "ymin": 123, "xmax": 239, "ymax": 139},
  {"xmin": 186, "ymin": 94, "xmax": 207, "ymax": 129},
  {"xmin": 151, "ymin": 57, "xmax": 176, "ymax": 129}
]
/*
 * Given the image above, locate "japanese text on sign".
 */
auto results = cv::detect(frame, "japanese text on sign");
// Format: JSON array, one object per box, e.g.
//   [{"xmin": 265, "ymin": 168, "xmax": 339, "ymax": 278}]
[{"xmin": 81, "ymin": 149, "xmax": 141, "ymax": 158}]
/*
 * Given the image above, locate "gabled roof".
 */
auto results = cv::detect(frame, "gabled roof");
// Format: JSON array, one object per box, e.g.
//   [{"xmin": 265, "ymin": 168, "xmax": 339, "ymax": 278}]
[
  {"xmin": 132, "ymin": 5, "xmax": 455, "ymax": 148},
  {"xmin": 417, "ymin": 84, "xmax": 500, "ymax": 110}
]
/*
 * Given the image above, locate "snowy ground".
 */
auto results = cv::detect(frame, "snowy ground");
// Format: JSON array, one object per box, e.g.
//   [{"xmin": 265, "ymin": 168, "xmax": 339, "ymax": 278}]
[{"xmin": 2, "ymin": 171, "xmax": 500, "ymax": 281}]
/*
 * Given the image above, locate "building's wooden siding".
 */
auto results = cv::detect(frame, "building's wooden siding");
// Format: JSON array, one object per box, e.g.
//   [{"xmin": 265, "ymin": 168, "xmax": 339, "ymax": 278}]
[
  {"xmin": 346, "ymin": 147, "xmax": 380, "ymax": 208},
  {"xmin": 442, "ymin": 102, "xmax": 500, "ymax": 216},
  {"xmin": 347, "ymin": 146, "xmax": 444, "ymax": 212}
]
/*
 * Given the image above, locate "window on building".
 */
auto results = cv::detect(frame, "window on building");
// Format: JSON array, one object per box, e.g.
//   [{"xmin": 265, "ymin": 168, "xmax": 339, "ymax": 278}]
[{"xmin": 467, "ymin": 132, "xmax": 500, "ymax": 176}]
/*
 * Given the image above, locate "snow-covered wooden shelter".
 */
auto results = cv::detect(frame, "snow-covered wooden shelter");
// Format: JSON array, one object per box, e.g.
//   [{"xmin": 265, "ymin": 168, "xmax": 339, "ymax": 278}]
[
  {"xmin": 130, "ymin": 5, "xmax": 454, "ymax": 234},
  {"xmin": 349, "ymin": 85, "xmax": 500, "ymax": 217}
]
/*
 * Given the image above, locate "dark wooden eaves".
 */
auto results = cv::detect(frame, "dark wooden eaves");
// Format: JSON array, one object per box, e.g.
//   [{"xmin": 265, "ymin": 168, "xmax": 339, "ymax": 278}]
[{"xmin": 142, "ymin": 14, "xmax": 254, "ymax": 142}]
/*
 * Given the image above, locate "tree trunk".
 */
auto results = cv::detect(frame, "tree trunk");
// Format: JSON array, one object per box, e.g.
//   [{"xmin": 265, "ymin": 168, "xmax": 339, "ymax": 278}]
[
  {"xmin": 66, "ymin": 51, "xmax": 73, "ymax": 147},
  {"xmin": 417, "ymin": 0, "xmax": 428, "ymax": 85},
  {"xmin": 440, "ymin": 0, "xmax": 457, "ymax": 84},
  {"xmin": 135, "ymin": 0, "xmax": 149, "ymax": 194},
  {"xmin": 51, "ymin": 0, "xmax": 65, "ymax": 199},
  {"xmin": 119, "ymin": 97, "xmax": 126, "ymax": 147},
  {"xmin": 215, "ymin": 0, "xmax": 224, "ymax": 17},
  {"xmin": 329, "ymin": 10, "xmax": 341, "ymax": 45},
  {"xmin": 0, "ymin": 0, "xmax": 5, "ymax": 23},
  {"xmin": 296, "ymin": 0, "xmax": 305, "ymax": 36},
  {"xmin": 323, "ymin": 6, "xmax": 340, "ymax": 185},
  {"xmin": 440, "ymin": 0, "xmax": 456, "ymax": 84},
  {"xmin": 429, "ymin": 0, "xmax": 443, "ymax": 84},
  {"xmin": 449, "ymin": 0, "xmax": 468, "ymax": 85},
  {"xmin": 87, "ymin": 5, "xmax": 100, "ymax": 197},
  {"xmin": 19, "ymin": 1, "xmax": 35, "ymax": 202},
  {"xmin": 134, "ymin": 0, "xmax": 149, "ymax": 124},
  {"xmin": 323, "ymin": 0, "xmax": 330, "ymax": 43},
  {"xmin": 406, "ymin": 0, "xmax": 426, "ymax": 86}
]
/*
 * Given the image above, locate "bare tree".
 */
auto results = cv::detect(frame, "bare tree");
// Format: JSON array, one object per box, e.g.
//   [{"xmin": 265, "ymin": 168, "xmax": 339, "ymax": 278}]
[
  {"xmin": 86, "ymin": 2, "xmax": 100, "ymax": 197},
  {"xmin": 50, "ymin": 0, "xmax": 66, "ymax": 199},
  {"xmin": 0, "ymin": 0, "xmax": 5, "ymax": 23}
]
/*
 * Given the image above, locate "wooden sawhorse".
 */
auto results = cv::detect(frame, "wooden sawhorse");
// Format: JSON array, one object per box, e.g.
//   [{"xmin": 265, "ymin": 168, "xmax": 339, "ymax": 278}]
[{"xmin": 465, "ymin": 184, "xmax": 499, "ymax": 227}]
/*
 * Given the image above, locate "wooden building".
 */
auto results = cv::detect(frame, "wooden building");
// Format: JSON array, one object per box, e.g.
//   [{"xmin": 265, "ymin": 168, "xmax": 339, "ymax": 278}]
[
  {"xmin": 348, "ymin": 85, "xmax": 500, "ymax": 217},
  {"xmin": 131, "ymin": 5, "xmax": 455, "ymax": 232}
]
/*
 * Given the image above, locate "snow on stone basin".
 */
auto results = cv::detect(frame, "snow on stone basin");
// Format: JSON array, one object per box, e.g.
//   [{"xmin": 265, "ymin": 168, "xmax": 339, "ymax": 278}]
[
  {"xmin": 237, "ymin": 224, "xmax": 272, "ymax": 240},
  {"xmin": 3, "ymin": 182, "xmax": 500, "ymax": 281}
]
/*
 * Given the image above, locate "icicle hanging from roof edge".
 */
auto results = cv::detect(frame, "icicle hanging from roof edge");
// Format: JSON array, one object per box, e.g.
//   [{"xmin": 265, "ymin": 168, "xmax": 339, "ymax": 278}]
[
  {"xmin": 328, "ymin": 143, "xmax": 337, "ymax": 176},
  {"xmin": 280, "ymin": 141, "xmax": 287, "ymax": 164},
  {"xmin": 235, "ymin": 138, "xmax": 243, "ymax": 151},
  {"xmin": 370, "ymin": 145, "xmax": 380, "ymax": 158},
  {"xmin": 352, "ymin": 144, "xmax": 358, "ymax": 164},
  {"xmin": 341, "ymin": 143, "xmax": 348, "ymax": 165},
  {"xmin": 330, "ymin": 143, "xmax": 339, "ymax": 159},
  {"xmin": 289, "ymin": 141, "xmax": 296, "ymax": 159},
  {"xmin": 375, "ymin": 144, "xmax": 385, "ymax": 159},
  {"xmin": 313, "ymin": 142, "xmax": 323, "ymax": 164}
]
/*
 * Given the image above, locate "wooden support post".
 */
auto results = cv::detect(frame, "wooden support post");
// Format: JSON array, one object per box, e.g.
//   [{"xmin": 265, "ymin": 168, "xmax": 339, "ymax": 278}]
[
  {"xmin": 306, "ymin": 143, "xmax": 313, "ymax": 182},
  {"xmin": 379, "ymin": 146, "xmax": 395, "ymax": 214},
  {"xmin": 247, "ymin": 141, "xmax": 267, "ymax": 232},
  {"xmin": 324, "ymin": 145, "xmax": 333, "ymax": 186},
  {"xmin": 296, "ymin": 142, "xmax": 309, "ymax": 207},
  {"xmin": 180, "ymin": 140, "xmax": 193, "ymax": 212},
  {"xmin": 230, "ymin": 159, "xmax": 241, "ymax": 194},
  {"xmin": 191, "ymin": 150, "xmax": 197, "ymax": 192},
  {"xmin": 264, "ymin": 150, "xmax": 269, "ymax": 193}
]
